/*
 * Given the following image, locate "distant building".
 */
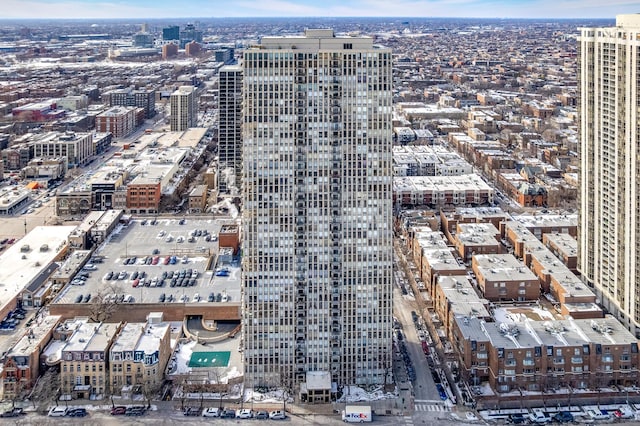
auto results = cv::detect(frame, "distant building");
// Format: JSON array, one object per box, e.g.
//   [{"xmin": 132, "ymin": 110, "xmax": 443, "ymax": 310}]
[
  {"xmin": 126, "ymin": 180, "xmax": 161, "ymax": 214},
  {"xmin": 21, "ymin": 157, "xmax": 67, "ymax": 183},
  {"xmin": 162, "ymin": 43, "xmax": 178, "ymax": 60},
  {"xmin": 179, "ymin": 23, "xmax": 202, "ymax": 48},
  {"xmin": 162, "ymin": 25, "xmax": 179, "ymax": 41},
  {"xmin": 103, "ymin": 87, "xmax": 156, "ymax": 119},
  {"xmin": 188, "ymin": 184, "xmax": 208, "ymax": 213},
  {"xmin": 133, "ymin": 32, "xmax": 154, "ymax": 48},
  {"xmin": 214, "ymin": 48, "xmax": 235, "ymax": 64},
  {"xmin": 31, "ymin": 131, "xmax": 93, "ymax": 168},
  {"xmin": 170, "ymin": 86, "xmax": 197, "ymax": 131},
  {"xmin": 95, "ymin": 106, "xmax": 137, "ymax": 138},
  {"xmin": 12, "ymin": 99, "xmax": 64, "ymax": 122},
  {"xmin": 185, "ymin": 41, "xmax": 202, "ymax": 57},
  {"xmin": 58, "ymin": 95, "xmax": 89, "ymax": 111}
]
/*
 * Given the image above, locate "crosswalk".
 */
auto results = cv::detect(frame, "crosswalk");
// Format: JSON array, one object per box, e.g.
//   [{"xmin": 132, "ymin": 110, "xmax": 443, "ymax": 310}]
[{"xmin": 415, "ymin": 403, "xmax": 450, "ymax": 412}]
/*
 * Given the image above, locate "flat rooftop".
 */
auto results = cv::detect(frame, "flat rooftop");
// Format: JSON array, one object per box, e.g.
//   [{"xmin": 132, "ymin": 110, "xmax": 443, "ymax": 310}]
[
  {"xmin": 52, "ymin": 217, "xmax": 241, "ymax": 306},
  {"xmin": 0, "ymin": 226, "xmax": 75, "ymax": 314}
]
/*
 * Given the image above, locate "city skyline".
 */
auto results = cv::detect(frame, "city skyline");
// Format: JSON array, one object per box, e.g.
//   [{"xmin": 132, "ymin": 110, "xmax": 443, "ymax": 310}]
[{"xmin": 1, "ymin": 0, "xmax": 638, "ymax": 20}]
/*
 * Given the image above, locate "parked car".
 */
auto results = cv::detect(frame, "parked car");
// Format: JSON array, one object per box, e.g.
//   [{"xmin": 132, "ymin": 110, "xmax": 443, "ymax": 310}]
[
  {"xmin": 202, "ymin": 407, "xmax": 220, "ymax": 417},
  {"xmin": 269, "ymin": 410, "xmax": 287, "ymax": 420},
  {"xmin": 586, "ymin": 409, "xmax": 610, "ymax": 420},
  {"xmin": 528, "ymin": 409, "xmax": 551, "ymax": 424},
  {"xmin": 613, "ymin": 407, "xmax": 634, "ymax": 419},
  {"xmin": 125, "ymin": 406, "xmax": 145, "ymax": 416},
  {"xmin": 255, "ymin": 410, "xmax": 269, "ymax": 420},
  {"xmin": 436, "ymin": 383, "xmax": 447, "ymax": 400},
  {"xmin": 67, "ymin": 408, "xmax": 87, "ymax": 417},
  {"xmin": 183, "ymin": 407, "xmax": 201, "ymax": 416},
  {"xmin": 508, "ymin": 413, "xmax": 527, "ymax": 424},
  {"xmin": 0, "ymin": 408, "xmax": 24, "ymax": 418},
  {"xmin": 552, "ymin": 411, "xmax": 574, "ymax": 423},
  {"xmin": 220, "ymin": 409, "xmax": 236, "ymax": 418},
  {"xmin": 110, "ymin": 406, "xmax": 126, "ymax": 415},
  {"xmin": 237, "ymin": 409, "xmax": 253, "ymax": 419},
  {"xmin": 48, "ymin": 406, "xmax": 68, "ymax": 417}
]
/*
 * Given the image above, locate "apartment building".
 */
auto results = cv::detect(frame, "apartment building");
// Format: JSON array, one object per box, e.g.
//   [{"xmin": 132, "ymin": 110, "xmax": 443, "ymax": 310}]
[
  {"xmin": 31, "ymin": 131, "xmax": 93, "ymax": 168},
  {"xmin": 103, "ymin": 87, "xmax": 156, "ymax": 119},
  {"xmin": 0, "ymin": 315, "xmax": 60, "ymax": 400},
  {"xmin": 170, "ymin": 86, "xmax": 197, "ymax": 131},
  {"xmin": 60, "ymin": 321, "xmax": 121, "ymax": 399},
  {"xmin": 217, "ymin": 65, "xmax": 242, "ymax": 196},
  {"xmin": 578, "ymin": 14, "xmax": 640, "ymax": 336},
  {"xmin": 126, "ymin": 179, "xmax": 161, "ymax": 214},
  {"xmin": 453, "ymin": 315, "xmax": 639, "ymax": 394},
  {"xmin": 454, "ymin": 222, "xmax": 501, "ymax": 261},
  {"xmin": 242, "ymin": 29, "xmax": 393, "ymax": 388},
  {"xmin": 95, "ymin": 106, "xmax": 137, "ymax": 138},
  {"xmin": 109, "ymin": 319, "xmax": 171, "ymax": 396},
  {"xmin": 472, "ymin": 254, "xmax": 540, "ymax": 301}
]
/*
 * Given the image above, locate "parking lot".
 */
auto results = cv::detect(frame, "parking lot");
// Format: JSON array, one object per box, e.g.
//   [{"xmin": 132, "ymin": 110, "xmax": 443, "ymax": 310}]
[{"xmin": 53, "ymin": 217, "xmax": 241, "ymax": 306}]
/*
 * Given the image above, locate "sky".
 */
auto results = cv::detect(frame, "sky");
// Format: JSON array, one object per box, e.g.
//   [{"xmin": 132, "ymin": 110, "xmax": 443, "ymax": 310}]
[{"xmin": 0, "ymin": 0, "xmax": 638, "ymax": 20}]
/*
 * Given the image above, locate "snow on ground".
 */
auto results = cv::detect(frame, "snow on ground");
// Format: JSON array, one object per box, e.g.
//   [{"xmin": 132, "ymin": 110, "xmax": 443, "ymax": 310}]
[
  {"xmin": 245, "ymin": 389, "xmax": 293, "ymax": 404},
  {"xmin": 337, "ymin": 386, "xmax": 396, "ymax": 403},
  {"xmin": 172, "ymin": 340, "xmax": 197, "ymax": 374}
]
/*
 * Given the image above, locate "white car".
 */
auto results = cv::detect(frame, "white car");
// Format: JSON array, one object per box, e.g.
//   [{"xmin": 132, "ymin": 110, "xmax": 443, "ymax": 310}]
[
  {"xmin": 202, "ymin": 407, "xmax": 220, "ymax": 417},
  {"xmin": 48, "ymin": 406, "xmax": 68, "ymax": 417},
  {"xmin": 236, "ymin": 409, "xmax": 253, "ymax": 419},
  {"xmin": 528, "ymin": 409, "xmax": 551, "ymax": 424},
  {"xmin": 586, "ymin": 409, "xmax": 610, "ymax": 420}
]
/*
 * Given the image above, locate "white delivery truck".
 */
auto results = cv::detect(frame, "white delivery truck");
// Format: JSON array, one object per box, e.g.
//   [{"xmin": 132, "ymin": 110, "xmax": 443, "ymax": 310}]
[{"xmin": 342, "ymin": 405, "xmax": 372, "ymax": 423}]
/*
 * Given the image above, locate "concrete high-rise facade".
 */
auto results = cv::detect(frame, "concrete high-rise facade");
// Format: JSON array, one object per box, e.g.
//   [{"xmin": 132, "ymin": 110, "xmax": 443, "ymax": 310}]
[
  {"xmin": 170, "ymin": 86, "xmax": 197, "ymax": 131},
  {"xmin": 217, "ymin": 65, "xmax": 243, "ymax": 196},
  {"xmin": 242, "ymin": 29, "xmax": 393, "ymax": 388},
  {"xmin": 578, "ymin": 15, "xmax": 640, "ymax": 336}
]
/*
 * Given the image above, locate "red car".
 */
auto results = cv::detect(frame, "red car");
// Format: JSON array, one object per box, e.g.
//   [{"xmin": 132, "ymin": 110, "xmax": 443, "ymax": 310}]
[
  {"xmin": 132, "ymin": 278, "xmax": 140, "ymax": 287},
  {"xmin": 111, "ymin": 406, "xmax": 126, "ymax": 415},
  {"xmin": 152, "ymin": 256, "xmax": 159, "ymax": 265}
]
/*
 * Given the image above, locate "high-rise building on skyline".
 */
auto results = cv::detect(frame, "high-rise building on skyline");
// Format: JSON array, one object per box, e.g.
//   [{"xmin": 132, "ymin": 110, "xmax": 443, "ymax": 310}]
[
  {"xmin": 162, "ymin": 25, "xmax": 179, "ymax": 41},
  {"xmin": 241, "ymin": 29, "xmax": 394, "ymax": 388},
  {"xmin": 217, "ymin": 65, "xmax": 243, "ymax": 196},
  {"xmin": 170, "ymin": 86, "xmax": 197, "ymax": 132},
  {"xmin": 578, "ymin": 14, "xmax": 640, "ymax": 337}
]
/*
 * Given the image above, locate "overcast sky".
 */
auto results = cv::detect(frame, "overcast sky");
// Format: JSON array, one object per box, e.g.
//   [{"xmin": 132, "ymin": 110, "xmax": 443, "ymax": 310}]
[{"xmin": 1, "ymin": 0, "xmax": 637, "ymax": 20}]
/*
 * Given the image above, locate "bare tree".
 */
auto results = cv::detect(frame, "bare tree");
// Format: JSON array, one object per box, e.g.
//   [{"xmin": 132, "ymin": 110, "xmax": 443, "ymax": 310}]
[
  {"xmin": 88, "ymin": 283, "xmax": 121, "ymax": 323},
  {"xmin": 141, "ymin": 381, "xmax": 163, "ymax": 410},
  {"xmin": 279, "ymin": 369, "xmax": 294, "ymax": 413},
  {"xmin": 29, "ymin": 369, "xmax": 61, "ymax": 414}
]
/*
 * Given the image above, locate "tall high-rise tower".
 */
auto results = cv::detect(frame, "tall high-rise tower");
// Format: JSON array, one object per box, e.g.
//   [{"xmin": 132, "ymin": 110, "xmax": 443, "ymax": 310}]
[
  {"xmin": 217, "ymin": 65, "xmax": 243, "ymax": 196},
  {"xmin": 242, "ymin": 29, "xmax": 393, "ymax": 388},
  {"xmin": 170, "ymin": 86, "xmax": 197, "ymax": 132},
  {"xmin": 578, "ymin": 15, "xmax": 640, "ymax": 336}
]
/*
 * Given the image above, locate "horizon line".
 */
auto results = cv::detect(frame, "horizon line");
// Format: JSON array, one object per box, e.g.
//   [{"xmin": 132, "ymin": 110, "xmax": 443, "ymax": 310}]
[{"xmin": 0, "ymin": 16, "xmax": 617, "ymax": 21}]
